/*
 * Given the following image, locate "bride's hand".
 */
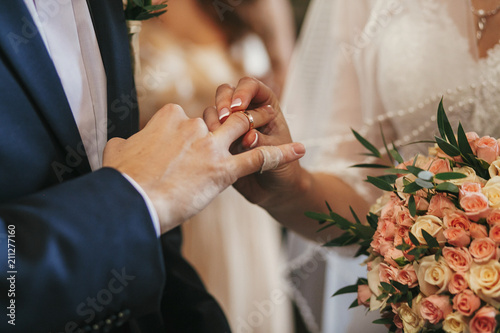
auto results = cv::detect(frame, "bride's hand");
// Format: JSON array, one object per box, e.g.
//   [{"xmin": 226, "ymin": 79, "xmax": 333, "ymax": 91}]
[{"xmin": 204, "ymin": 77, "xmax": 308, "ymax": 209}]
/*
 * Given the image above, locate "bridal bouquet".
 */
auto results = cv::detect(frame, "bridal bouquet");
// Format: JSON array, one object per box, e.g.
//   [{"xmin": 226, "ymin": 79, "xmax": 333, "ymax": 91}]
[{"xmin": 307, "ymin": 102, "xmax": 500, "ymax": 333}]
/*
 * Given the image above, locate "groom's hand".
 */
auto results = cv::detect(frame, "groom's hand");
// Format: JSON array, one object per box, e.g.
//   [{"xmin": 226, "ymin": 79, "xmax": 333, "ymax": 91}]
[
  {"xmin": 103, "ymin": 103, "xmax": 303, "ymax": 234},
  {"xmin": 207, "ymin": 77, "xmax": 308, "ymax": 209}
]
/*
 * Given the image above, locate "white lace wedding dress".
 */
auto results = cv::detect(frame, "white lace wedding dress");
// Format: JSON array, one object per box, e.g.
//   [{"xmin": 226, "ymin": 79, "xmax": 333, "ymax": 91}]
[{"xmin": 282, "ymin": 0, "xmax": 500, "ymax": 332}]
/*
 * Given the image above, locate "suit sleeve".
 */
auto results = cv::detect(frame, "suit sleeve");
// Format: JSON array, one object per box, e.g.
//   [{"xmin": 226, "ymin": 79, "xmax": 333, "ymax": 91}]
[{"xmin": 0, "ymin": 168, "xmax": 165, "ymax": 332}]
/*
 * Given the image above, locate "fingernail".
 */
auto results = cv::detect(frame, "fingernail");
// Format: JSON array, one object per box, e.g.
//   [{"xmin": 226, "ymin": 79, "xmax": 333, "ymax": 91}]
[
  {"xmin": 292, "ymin": 143, "xmax": 306, "ymax": 156},
  {"xmin": 250, "ymin": 132, "xmax": 259, "ymax": 148},
  {"xmin": 230, "ymin": 98, "xmax": 242, "ymax": 109},
  {"xmin": 219, "ymin": 108, "xmax": 230, "ymax": 122}
]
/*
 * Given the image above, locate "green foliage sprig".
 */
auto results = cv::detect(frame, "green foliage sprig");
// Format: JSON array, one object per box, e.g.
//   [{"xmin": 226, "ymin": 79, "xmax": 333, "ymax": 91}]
[{"xmin": 124, "ymin": 0, "xmax": 168, "ymax": 21}]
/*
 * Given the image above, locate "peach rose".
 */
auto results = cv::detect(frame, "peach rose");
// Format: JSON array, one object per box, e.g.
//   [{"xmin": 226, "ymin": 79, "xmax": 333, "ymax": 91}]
[
  {"xmin": 461, "ymin": 182, "xmax": 483, "ymax": 194},
  {"xmin": 448, "ymin": 272, "xmax": 469, "ymax": 294},
  {"xmin": 443, "ymin": 227, "xmax": 471, "ymax": 247},
  {"xmin": 414, "ymin": 195, "xmax": 430, "ymax": 211},
  {"xmin": 420, "ymin": 295, "xmax": 452, "ymax": 324},
  {"xmin": 443, "ymin": 312, "xmax": 468, "ymax": 333},
  {"xmin": 425, "ymin": 158, "xmax": 452, "ymax": 175},
  {"xmin": 370, "ymin": 231, "xmax": 384, "ymax": 254},
  {"xmin": 469, "ymin": 261, "xmax": 500, "ymax": 307},
  {"xmin": 377, "ymin": 218, "xmax": 396, "ymax": 241},
  {"xmin": 415, "ymin": 256, "xmax": 453, "ymax": 296},
  {"xmin": 357, "ymin": 284, "xmax": 372, "ymax": 307},
  {"xmin": 395, "ymin": 206, "xmax": 414, "ymax": 228},
  {"xmin": 384, "ymin": 247, "xmax": 406, "ymax": 267},
  {"xmin": 443, "ymin": 209, "xmax": 471, "ymax": 231},
  {"xmin": 394, "ymin": 226, "xmax": 411, "ymax": 247},
  {"xmin": 467, "ymin": 132, "xmax": 480, "ymax": 154},
  {"xmin": 482, "ymin": 176, "xmax": 500, "ymax": 209},
  {"xmin": 410, "ymin": 215, "xmax": 445, "ymax": 245},
  {"xmin": 397, "ymin": 264, "xmax": 418, "ymax": 288},
  {"xmin": 469, "ymin": 306, "xmax": 498, "ymax": 333},
  {"xmin": 487, "ymin": 209, "xmax": 500, "ymax": 226},
  {"xmin": 488, "ymin": 226, "xmax": 500, "ymax": 246},
  {"xmin": 442, "ymin": 247, "xmax": 473, "ymax": 272},
  {"xmin": 379, "ymin": 262, "xmax": 398, "ymax": 284},
  {"xmin": 428, "ymin": 194, "xmax": 456, "ymax": 218},
  {"xmin": 470, "ymin": 223, "xmax": 488, "ymax": 239},
  {"xmin": 476, "ymin": 136, "xmax": 500, "ymax": 164},
  {"xmin": 469, "ymin": 238, "xmax": 497, "ymax": 263},
  {"xmin": 452, "ymin": 289, "xmax": 481, "ymax": 316},
  {"xmin": 379, "ymin": 240, "xmax": 393, "ymax": 257},
  {"xmin": 460, "ymin": 192, "xmax": 490, "ymax": 221}
]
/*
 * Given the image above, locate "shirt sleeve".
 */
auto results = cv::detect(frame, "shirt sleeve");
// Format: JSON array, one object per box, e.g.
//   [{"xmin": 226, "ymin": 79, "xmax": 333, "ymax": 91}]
[{"xmin": 121, "ymin": 173, "xmax": 161, "ymax": 237}]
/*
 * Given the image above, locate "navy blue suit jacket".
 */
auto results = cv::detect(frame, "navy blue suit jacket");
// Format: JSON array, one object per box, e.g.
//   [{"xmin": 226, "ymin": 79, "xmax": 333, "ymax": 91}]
[{"xmin": 0, "ymin": 1, "xmax": 230, "ymax": 332}]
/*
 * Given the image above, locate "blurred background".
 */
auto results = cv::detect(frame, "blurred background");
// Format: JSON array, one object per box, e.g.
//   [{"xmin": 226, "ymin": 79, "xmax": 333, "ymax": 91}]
[{"xmin": 135, "ymin": 1, "xmax": 314, "ymax": 332}]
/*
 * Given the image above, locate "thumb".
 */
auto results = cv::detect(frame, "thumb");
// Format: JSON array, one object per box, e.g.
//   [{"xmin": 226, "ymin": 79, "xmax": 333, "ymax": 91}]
[{"xmin": 232, "ymin": 143, "xmax": 305, "ymax": 178}]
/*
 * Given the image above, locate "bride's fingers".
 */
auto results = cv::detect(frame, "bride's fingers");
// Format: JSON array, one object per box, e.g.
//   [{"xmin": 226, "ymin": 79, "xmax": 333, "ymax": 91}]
[
  {"xmin": 213, "ymin": 107, "xmax": 275, "ymax": 148},
  {"xmin": 231, "ymin": 143, "xmax": 305, "ymax": 178},
  {"xmin": 215, "ymin": 83, "xmax": 235, "ymax": 122},
  {"xmin": 227, "ymin": 77, "xmax": 275, "ymax": 112}
]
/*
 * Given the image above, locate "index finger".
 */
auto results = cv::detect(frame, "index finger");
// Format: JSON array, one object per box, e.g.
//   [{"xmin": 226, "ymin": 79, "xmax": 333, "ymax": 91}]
[{"xmin": 215, "ymin": 77, "xmax": 276, "ymax": 114}]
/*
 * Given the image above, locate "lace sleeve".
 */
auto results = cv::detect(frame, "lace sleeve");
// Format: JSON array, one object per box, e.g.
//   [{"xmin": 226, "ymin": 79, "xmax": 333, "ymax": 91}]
[{"xmin": 282, "ymin": 0, "xmax": 396, "ymax": 203}]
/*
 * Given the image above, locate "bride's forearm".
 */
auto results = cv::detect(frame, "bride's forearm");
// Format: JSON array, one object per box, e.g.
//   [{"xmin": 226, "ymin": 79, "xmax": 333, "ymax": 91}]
[{"xmin": 264, "ymin": 170, "xmax": 370, "ymax": 242}]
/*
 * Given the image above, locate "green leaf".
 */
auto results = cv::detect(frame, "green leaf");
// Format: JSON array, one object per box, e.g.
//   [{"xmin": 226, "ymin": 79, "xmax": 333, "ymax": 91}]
[
  {"xmin": 418, "ymin": 170, "xmax": 434, "ymax": 181},
  {"xmin": 406, "ymin": 165, "xmax": 425, "ymax": 177},
  {"xmin": 415, "ymin": 178, "xmax": 434, "ymax": 189},
  {"xmin": 435, "ymin": 248, "xmax": 443, "ymax": 261},
  {"xmin": 403, "ymin": 181, "xmax": 423, "ymax": 194},
  {"xmin": 437, "ymin": 98, "xmax": 458, "ymax": 147},
  {"xmin": 305, "ymin": 211, "xmax": 331, "ymax": 222},
  {"xmin": 350, "ymin": 207, "xmax": 361, "ymax": 225},
  {"xmin": 457, "ymin": 123, "xmax": 474, "ymax": 156},
  {"xmin": 390, "ymin": 145, "xmax": 404, "ymax": 164},
  {"xmin": 376, "ymin": 174, "xmax": 398, "ymax": 185},
  {"xmin": 316, "ymin": 222, "xmax": 336, "ymax": 233},
  {"xmin": 422, "ymin": 229, "xmax": 440, "ymax": 248},
  {"xmin": 366, "ymin": 176, "xmax": 394, "ymax": 192},
  {"xmin": 408, "ymin": 195, "xmax": 416, "ymax": 217},
  {"xmin": 332, "ymin": 284, "xmax": 358, "ymax": 297},
  {"xmin": 435, "ymin": 182, "xmax": 459, "ymax": 194},
  {"xmin": 353, "ymin": 224, "xmax": 376, "ymax": 239},
  {"xmin": 393, "ymin": 257, "xmax": 409, "ymax": 267},
  {"xmin": 329, "ymin": 211, "xmax": 355, "ymax": 230},
  {"xmin": 435, "ymin": 136, "xmax": 461, "ymax": 157},
  {"xmin": 349, "ymin": 298, "xmax": 360, "ymax": 309},
  {"xmin": 351, "ymin": 163, "xmax": 390, "ymax": 169},
  {"xmin": 380, "ymin": 123, "xmax": 394, "ymax": 165},
  {"xmin": 409, "ymin": 232, "xmax": 420, "ymax": 246},
  {"xmin": 323, "ymin": 232, "xmax": 358, "ymax": 247},
  {"xmin": 396, "ymin": 238, "xmax": 412, "ymax": 252},
  {"xmin": 373, "ymin": 318, "xmax": 394, "ymax": 325},
  {"xmin": 434, "ymin": 172, "xmax": 467, "ymax": 180},
  {"xmin": 391, "ymin": 280, "xmax": 409, "ymax": 293},
  {"xmin": 384, "ymin": 168, "xmax": 412, "ymax": 174},
  {"xmin": 366, "ymin": 213, "xmax": 379, "ymax": 229},
  {"xmin": 380, "ymin": 282, "xmax": 396, "ymax": 293},
  {"xmin": 352, "ymin": 129, "xmax": 381, "ymax": 158}
]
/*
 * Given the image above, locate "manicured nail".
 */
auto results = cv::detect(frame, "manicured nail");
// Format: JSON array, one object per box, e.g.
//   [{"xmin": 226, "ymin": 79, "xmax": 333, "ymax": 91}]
[
  {"xmin": 230, "ymin": 98, "xmax": 242, "ymax": 109},
  {"xmin": 219, "ymin": 107, "xmax": 230, "ymax": 122},
  {"xmin": 250, "ymin": 132, "xmax": 259, "ymax": 148},
  {"xmin": 292, "ymin": 143, "xmax": 306, "ymax": 156}
]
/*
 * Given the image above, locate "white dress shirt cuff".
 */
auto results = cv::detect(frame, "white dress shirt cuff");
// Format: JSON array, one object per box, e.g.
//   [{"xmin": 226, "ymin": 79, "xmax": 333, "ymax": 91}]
[{"xmin": 121, "ymin": 173, "xmax": 161, "ymax": 237}]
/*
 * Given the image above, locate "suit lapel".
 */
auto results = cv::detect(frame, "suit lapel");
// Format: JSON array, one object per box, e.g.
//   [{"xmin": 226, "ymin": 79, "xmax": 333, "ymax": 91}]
[
  {"xmin": 87, "ymin": 0, "xmax": 139, "ymax": 140},
  {"xmin": 0, "ymin": 1, "xmax": 92, "ymax": 176}
]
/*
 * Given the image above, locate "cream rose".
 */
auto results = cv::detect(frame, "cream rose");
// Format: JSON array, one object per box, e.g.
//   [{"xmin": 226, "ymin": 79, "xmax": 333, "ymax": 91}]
[
  {"xmin": 410, "ymin": 215, "xmax": 445, "ymax": 245},
  {"xmin": 469, "ymin": 260, "xmax": 500, "ymax": 307},
  {"xmin": 450, "ymin": 166, "xmax": 486, "ymax": 187},
  {"xmin": 415, "ymin": 256, "xmax": 453, "ymax": 296},
  {"xmin": 398, "ymin": 302, "xmax": 425, "ymax": 333},
  {"xmin": 443, "ymin": 312, "xmax": 469, "ymax": 333},
  {"xmin": 488, "ymin": 158, "xmax": 500, "ymax": 178},
  {"xmin": 482, "ymin": 176, "xmax": 500, "ymax": 209},
  {"xmin": 367, "ymin": 257, "xmax": 386, "ymax": 311}
]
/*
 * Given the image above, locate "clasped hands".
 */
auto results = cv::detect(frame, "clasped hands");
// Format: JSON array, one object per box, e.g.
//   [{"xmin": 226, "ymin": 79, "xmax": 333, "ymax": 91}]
[{"xmin": 103, "ymin": 77, "xmax": 305, "ymax": 234}]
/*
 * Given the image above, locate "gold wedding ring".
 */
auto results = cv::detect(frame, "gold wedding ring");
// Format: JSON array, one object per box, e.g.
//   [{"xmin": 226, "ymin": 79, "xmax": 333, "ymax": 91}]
[{"xmin": 240, "ymin": 111, "xmax": 254, "ymax": 131}]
